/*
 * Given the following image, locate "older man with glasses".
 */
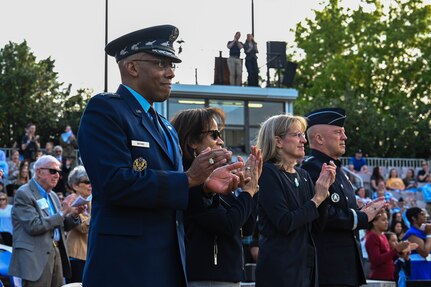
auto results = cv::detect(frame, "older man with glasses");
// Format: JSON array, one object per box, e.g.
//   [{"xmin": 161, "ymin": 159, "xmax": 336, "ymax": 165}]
[{"xmin": 8, "ymin": 155, "xmax": 84, "ymax": 287}]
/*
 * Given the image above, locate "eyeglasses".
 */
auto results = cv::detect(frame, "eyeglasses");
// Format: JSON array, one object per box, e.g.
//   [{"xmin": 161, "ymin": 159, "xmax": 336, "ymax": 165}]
[
  {"xmin": 286, "ymin": 132, "xmax": 306, "ymax": 139},
  {"xmin": 133, "ymin": 59, "xmax": 176, "ymax": 70},
  {"xmin": 40, "ymin": 168, "xmax": 62, "ymax": 175},
  {"xmin": 79, "ymin": 180, "xmax": 91, "ymax": 185},
  {"xmin": 201, "ymin": 130, "xmax": 222, "ymax": 140}
]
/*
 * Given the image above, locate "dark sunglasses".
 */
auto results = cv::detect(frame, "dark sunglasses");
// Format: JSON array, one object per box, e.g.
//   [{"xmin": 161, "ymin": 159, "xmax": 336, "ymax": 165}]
[
  {"xmin": 79, "ymin": 180, "xmax": 91, "ymax": 185},
  {"xmin": 40, "ymin": 168, "xmax": 62, "ymax": 175},
  {"xmin": 201, "ymin": 130, "xmax": 222, "ymax": 140}
]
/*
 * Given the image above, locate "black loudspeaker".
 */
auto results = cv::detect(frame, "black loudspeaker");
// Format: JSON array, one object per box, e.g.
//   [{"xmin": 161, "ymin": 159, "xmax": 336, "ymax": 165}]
[
  {"xmin": 266, "ymin": 41, "xmax": 287, "ymax": 69},
  {"xmin": 282, "ymin": 61, "xmax": 298, "ymax": 87}
]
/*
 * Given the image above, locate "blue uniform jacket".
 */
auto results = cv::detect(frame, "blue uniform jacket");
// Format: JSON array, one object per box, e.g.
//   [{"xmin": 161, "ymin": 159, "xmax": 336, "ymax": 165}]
[
  {"xmin": 302, "ymin": 149, "xmax": 368, "ymax": 286},
  {"xmin": 78, "ymin": 85, "xmax": 189, "ymax": 287}
]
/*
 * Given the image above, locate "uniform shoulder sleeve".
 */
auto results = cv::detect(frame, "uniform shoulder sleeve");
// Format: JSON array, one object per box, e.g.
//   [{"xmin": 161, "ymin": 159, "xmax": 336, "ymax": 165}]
[
  {"xmin": 301, "ymin": 157, "xmax": 321, "ymax": 183},
  {"xmin": 98, "ymin": 92, "xmax": 121, "ymax": 99}
]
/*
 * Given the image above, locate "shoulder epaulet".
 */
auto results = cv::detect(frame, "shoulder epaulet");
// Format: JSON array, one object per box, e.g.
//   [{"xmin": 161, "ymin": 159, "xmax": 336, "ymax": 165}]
[
  {"xmin": 303, "ymin": 156, "xmax": 314, "ymax": 162},
  {"xmin": 99, "ymin": 92, "xmax": 121, "ymax": 99}
]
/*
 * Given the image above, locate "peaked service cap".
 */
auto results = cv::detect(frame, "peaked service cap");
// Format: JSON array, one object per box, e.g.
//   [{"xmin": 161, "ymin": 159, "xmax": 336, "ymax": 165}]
[{"xmin": 105, "ymin": 24, "xmax": 182, "ymax": 63}]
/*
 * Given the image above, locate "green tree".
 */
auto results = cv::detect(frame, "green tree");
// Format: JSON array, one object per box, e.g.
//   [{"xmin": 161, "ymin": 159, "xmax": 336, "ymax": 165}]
[
  {"xmin": 291, "ymin": 0, "xmax": 431, "ymax": 158},
  {"xmin": 0, "ymin": 41, "xmax": 91, "ymax": 148}
]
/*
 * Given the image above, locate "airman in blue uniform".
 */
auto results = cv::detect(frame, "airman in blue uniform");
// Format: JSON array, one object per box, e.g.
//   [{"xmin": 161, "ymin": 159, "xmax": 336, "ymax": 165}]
[{"xmin": 78, "ymin": 25, "xmax": 243, "ymax": 287}]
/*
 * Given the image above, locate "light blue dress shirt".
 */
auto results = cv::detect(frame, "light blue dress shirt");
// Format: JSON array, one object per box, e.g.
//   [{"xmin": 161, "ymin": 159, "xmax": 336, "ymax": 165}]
[
  {"xmin": 122, "ymin": 84, "xmax": 173, "ymax": 159},
  {"xmin": 33, "ymin": 178, "xmax": 61, "ymax": 241}
]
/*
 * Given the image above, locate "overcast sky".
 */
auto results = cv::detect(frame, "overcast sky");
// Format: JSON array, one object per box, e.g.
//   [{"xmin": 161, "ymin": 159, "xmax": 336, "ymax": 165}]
[{"xmin": 1, "ymin": 0, "xmax": 367, "ymax": 93}]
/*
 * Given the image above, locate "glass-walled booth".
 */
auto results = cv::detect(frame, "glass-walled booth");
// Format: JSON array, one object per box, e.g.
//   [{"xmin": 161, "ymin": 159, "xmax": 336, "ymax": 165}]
[{"xmin": 156, "ymin": 84, "xmax": 298, "ymax": 154}]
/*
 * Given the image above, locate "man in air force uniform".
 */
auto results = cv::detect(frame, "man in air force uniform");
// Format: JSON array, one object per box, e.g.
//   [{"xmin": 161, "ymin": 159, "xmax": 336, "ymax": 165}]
[
  {"xmin": 301, "ymin": 108, "xmax": 385, "ymax": 287},
  {"xmin": 78, "ymin": 25, "xmax": 240, "ymax": 287}
]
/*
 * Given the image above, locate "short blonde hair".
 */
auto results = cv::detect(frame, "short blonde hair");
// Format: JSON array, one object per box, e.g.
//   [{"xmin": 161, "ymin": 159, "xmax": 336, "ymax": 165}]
[{"xmin": 256, "ymin": 114, "xmax": 307, "ymax": 169}]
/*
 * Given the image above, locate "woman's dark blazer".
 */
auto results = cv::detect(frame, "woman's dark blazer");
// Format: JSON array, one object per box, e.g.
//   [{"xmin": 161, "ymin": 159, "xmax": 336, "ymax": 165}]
[{"xmin": 255, "ymin": 162, "xmax": 327, "ymax": 287}]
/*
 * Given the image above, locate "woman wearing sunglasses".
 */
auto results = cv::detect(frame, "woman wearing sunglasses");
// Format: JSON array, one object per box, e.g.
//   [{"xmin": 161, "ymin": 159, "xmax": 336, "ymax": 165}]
[
  {"xmin": 64, "ymin": 165, "xmax": 92, "ymax": 283},
  {"xmin": 171, "ymin": 108, "xmax": 262, "ymax": 287}
]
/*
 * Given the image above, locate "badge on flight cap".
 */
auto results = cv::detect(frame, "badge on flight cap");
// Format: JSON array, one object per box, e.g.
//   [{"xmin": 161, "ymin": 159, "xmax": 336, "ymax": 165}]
[
  {"xmin": 133, "ymin": 157, "xmax": 148, "ymax": 172},
  {"xmin": 169, "ymin": 27, "xmax": 179, "ymax": 43}
]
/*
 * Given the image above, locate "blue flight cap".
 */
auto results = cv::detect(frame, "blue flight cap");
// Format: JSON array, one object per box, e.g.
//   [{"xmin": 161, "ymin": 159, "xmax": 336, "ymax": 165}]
[
  {"xmin": 305, "ymin": 108, "xmax": 346, "ymax": 127},
  {"xmin": 105, "ymin": 24, "xmax": 182, "ymax": 63}
]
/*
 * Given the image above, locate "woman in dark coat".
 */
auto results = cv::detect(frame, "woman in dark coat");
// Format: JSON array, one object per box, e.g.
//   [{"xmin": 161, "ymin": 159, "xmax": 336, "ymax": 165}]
[
  {"xmin": 171, "ymin": 108, "xmax": 262, "ymax": 287},
  {"xmin": 255, "ymin": 114, "xmax": 336, "ymax": 287}
]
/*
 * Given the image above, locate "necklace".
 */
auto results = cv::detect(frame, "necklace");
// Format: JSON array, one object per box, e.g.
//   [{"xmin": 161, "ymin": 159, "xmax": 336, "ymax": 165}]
[{"xmin": 283, "ymin": 170, "xmax": 300, "ymax": 187}]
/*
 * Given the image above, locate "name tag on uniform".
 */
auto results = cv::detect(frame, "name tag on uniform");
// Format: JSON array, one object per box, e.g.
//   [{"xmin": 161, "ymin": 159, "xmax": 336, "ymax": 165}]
[
  {"xmin": 131, "ymin": 140, "xmax": 150, "ymax": 148},
  {"xmin": 37, "ymin": 198, "xmax": 49, "ymax": 210}
]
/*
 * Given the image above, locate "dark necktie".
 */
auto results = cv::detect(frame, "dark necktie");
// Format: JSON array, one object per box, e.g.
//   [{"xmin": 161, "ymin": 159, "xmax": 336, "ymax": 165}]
[{"xmin": 148, "ymin": 107, "xmax": 165, "ymax": 140}]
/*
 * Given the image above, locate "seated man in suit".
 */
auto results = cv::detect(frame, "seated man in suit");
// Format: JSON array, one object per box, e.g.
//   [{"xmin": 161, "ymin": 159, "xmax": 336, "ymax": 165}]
[{"xmin": 8, "ymin": 155, "xmax": 84, "ymax": 287}]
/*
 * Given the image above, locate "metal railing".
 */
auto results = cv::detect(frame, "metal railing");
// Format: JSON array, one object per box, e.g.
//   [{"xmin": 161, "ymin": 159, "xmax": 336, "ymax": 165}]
[
  {"xmin": 1, "ymin": 146, "xmax": 428, "ymax": 179},
  {"xmin": 342, "ymin": 166, "xmax": 364, "ymax": 189},
  {"xmin": 340, "ymin": 157, "xmax": 429, "ymax": 179}
]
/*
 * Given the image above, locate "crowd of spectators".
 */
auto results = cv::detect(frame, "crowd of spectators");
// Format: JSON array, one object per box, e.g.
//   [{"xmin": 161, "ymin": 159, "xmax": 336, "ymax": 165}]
[
  {"xmin": 0, "ymin": 124, "xmax": 78, "ymax": 201},
  {"xmin": 0, "ymin": 122, "xmax": 430, "ymax": 286},
  {"xmin": 360, "ymin": 204, "xmax": 431, "ymax": 285},
  {"xmin": 365, "ymin": 210, "xmax": 413, "ymax": 282},
  {"xmin": 0, "ymin": 123, "xmax": 79, "ymax": 251},
  {"xmin": 347, "ymin": 152, "xmax": 431, "ymax": 285},
  {"xmin": 0, "ymin": 159, "xmax": 89, "ymax": 286},
  {"xmin": 347, "ymin": 154, "xmax": 431, "ymax": 214},
  {"xmin": 0, "ymin": 124, "xmax": 82, "ymax": 286}
]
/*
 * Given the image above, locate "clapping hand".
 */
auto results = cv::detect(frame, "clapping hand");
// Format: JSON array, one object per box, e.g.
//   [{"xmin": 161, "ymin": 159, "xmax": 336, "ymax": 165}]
[
  {"xmin": 396, "ymin": 241, "xmax": 418, "ymax": 260},
  {"xmin": 362, "ymin": 198, "xmax": 388, "ymax": 222},
  {"xmin": 313, "ymin": 161, "xmax": 337, "ymax": 206},
  {"xmin": 203, "ymin": 161, "xmax": 244, "ymax": 195},
  {"xmin": 62, "ymin": 193, "xmax": 85, "ymax": 218},
  {"xmin": 186, "ymin": 147, "xmax": 233, "ymax": 188},
  {"xmin": 61, "ymin": 194, "xmax": 75, "ymax": 215},
  {"xmin": 324, "ymin": 161, "xmax": 337, "ymax": 185},
  {"xmin": 238, "ymin": 146, "xmax": 262, "ymax": 197}
]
